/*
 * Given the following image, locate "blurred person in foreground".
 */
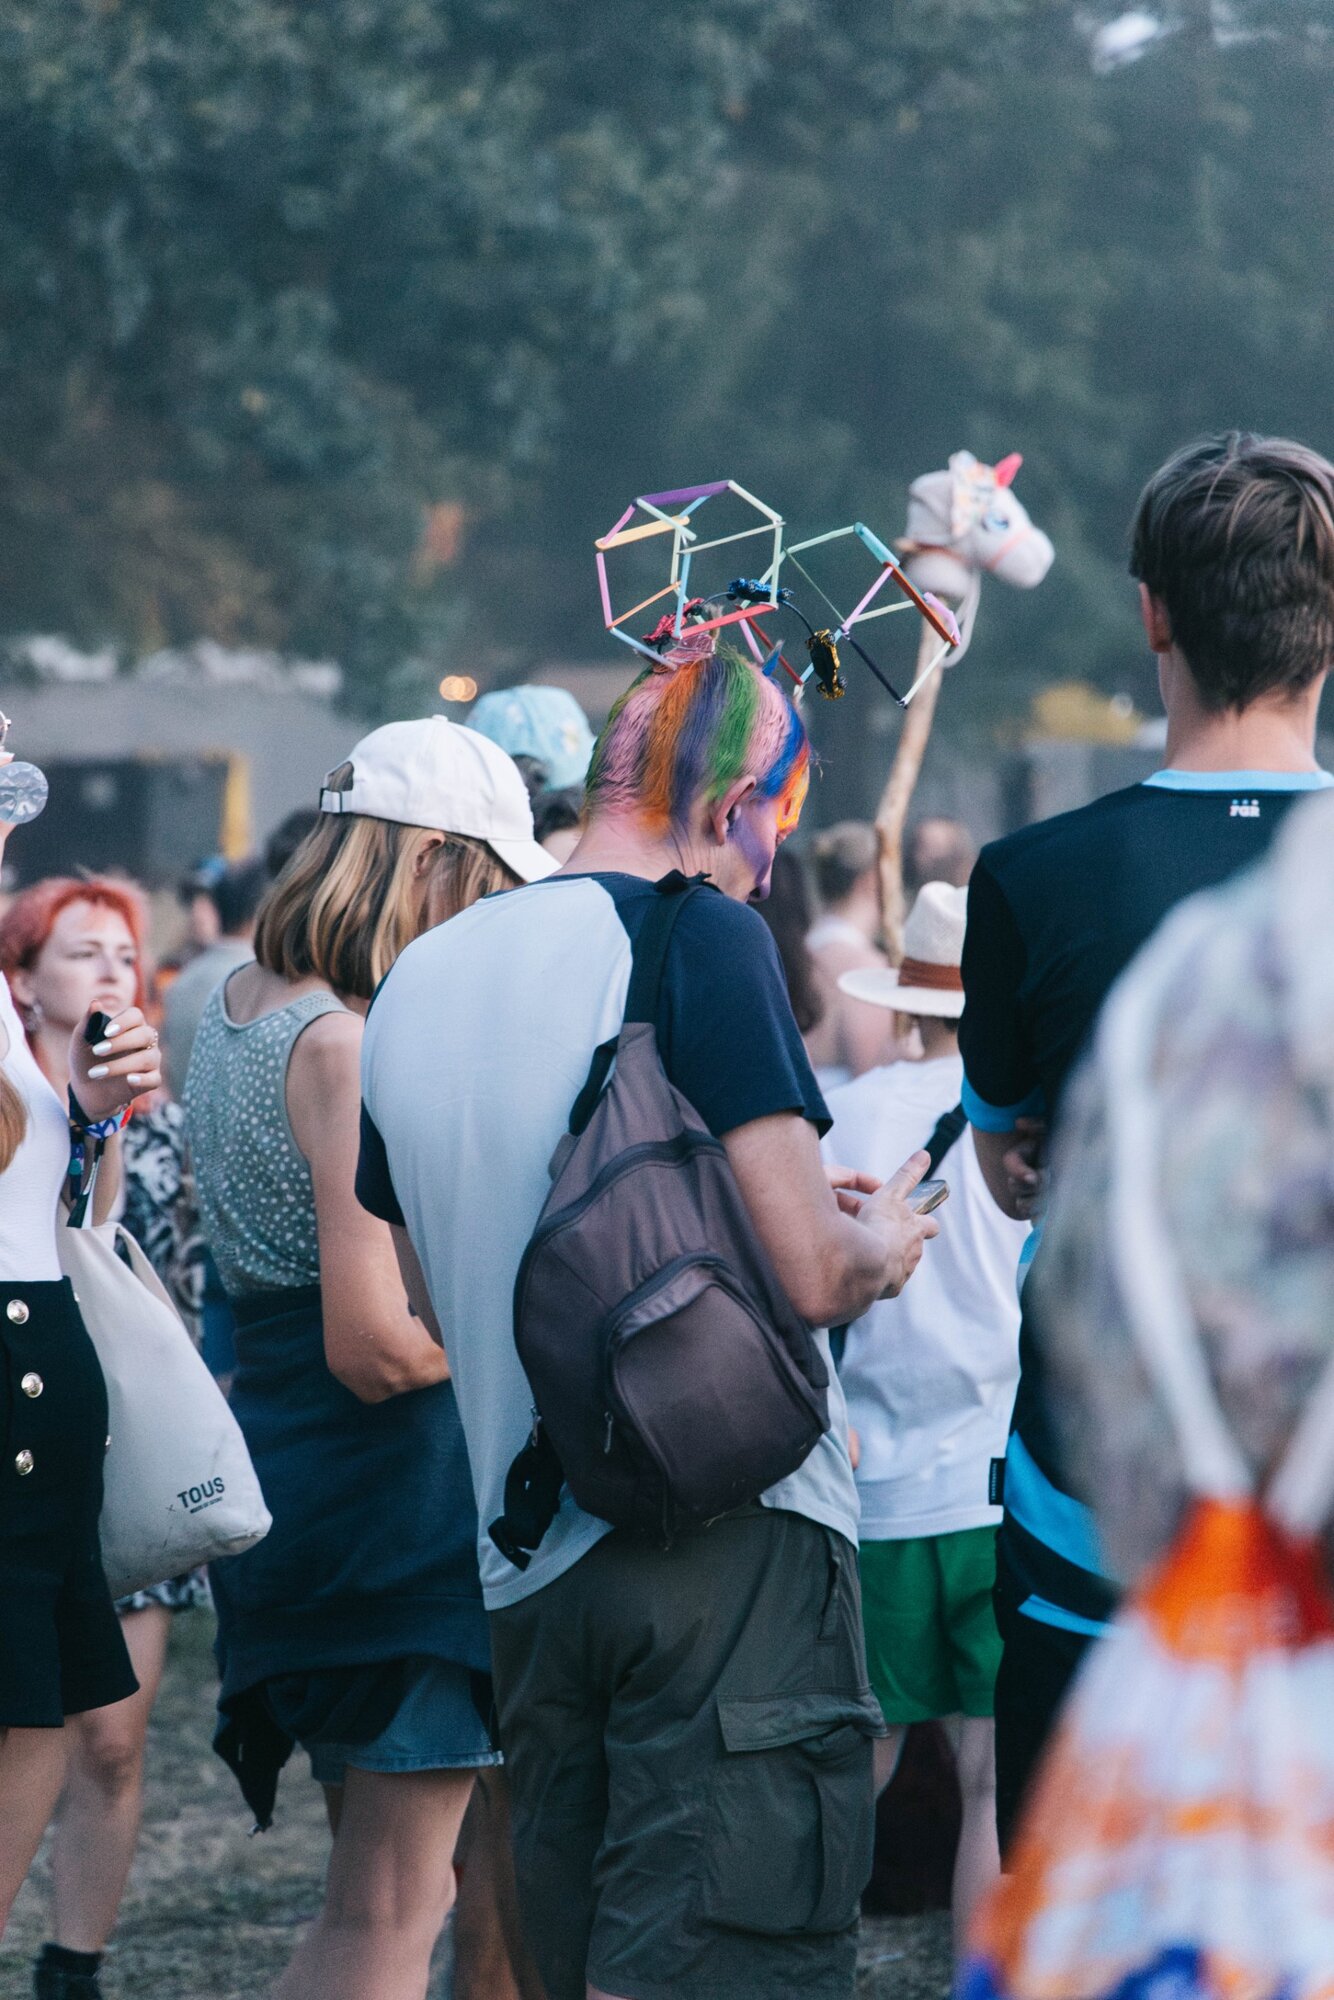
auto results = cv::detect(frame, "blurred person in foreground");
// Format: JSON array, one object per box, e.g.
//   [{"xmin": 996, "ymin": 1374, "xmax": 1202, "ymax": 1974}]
[
  {"xmin": 0, "ymin": 830, "xmax": 162, "ymax": 1970},
  {"xmin": 469, "ymin": 683, "xmax": 595, "ymax": 794},
  {"xmin": 1037, "ymin": 786, "xmax": 1334, "ymax": 1601},
  {"xmin": 0, "ymin": 875, "xmax": 207, "ymax": 1999},
  {"xmin": 823, "ymin": 883, "xmax": 1026, "ymax": 1957},
  {"xmin": 470, "ymin": 683, "xmax": 595, "ymax": 865},
  {"xmin": 160, "ymin": 857, "xmax": 266, "ymax": 1099},
  {"xmin": 531, "ymin": 785, "xmax": 583, "ymax": 862},
  {"xmin": 755, "ymin": 845, "xmax": 825, "ymax": 1039},
  {"xmin": 186, "ymin": 720, "xmax": 552, "ymax": 2000},
  {"xmin": 264, "ymin": 807, "xmax": 322, "ymax": 884},
  {"xmin": 157, "ymin": 858, "xmax": 226, "ymax": 986},
  {"xmin": 358, "ymin": 612, "xmax": 939, "ymax": 2000},
  {"xmin": 959, "ymin": 432, "xmax": 1334, "ymax": 1848},
  {"xmin": 904, "ymin": 815, "xmax": 977, "ymax": 896},
  {"xmin": 805, "ymin": 821, "xmax": 910, "ymax": 1086}
]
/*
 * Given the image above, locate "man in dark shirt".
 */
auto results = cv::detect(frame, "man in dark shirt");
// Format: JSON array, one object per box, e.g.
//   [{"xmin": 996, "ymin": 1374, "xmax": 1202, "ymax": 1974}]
[{"xmin": 959, "ymin": 431, "xmax": 1334, "ymax": 1848}]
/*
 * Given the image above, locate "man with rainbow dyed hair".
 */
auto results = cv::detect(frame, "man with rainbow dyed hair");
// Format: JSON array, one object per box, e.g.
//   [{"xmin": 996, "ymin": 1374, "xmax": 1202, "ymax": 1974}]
[
  {"xmin": 580, "ymin": 615, "xmax": 813, "ymax": 892},
  {"xmin": 359, "ymin": 610, "xmax": 938, "ymax": 2000}
]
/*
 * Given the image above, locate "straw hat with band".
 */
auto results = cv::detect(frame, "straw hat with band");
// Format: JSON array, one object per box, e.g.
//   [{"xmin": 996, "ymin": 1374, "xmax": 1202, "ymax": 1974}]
[
  {"xmin": 320, "ymin": 716, "xmax": 557, "ymax": 884},
  {"xmin": 837, "ymin": 881, "xmax": 966, "ymax": 1018}
]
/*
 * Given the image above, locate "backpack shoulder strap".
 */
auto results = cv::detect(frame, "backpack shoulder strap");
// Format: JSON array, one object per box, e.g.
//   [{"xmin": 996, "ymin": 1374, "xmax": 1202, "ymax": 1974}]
[
  {"xmin": 566, "ymin": 874, "xmax": 707, "ymax": 1136},
  {"xmin": 623, "ymin": 872, "xmax": 707, "ymax": 1026},
  {"xmin": 924, "ymin": 1101, "xmax": 967, "ymax": 1176}
]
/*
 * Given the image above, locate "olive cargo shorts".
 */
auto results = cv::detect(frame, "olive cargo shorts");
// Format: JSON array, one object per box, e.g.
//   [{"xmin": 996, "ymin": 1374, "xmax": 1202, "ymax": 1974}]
[{"xmin": 489, "ymin": 1506, "xmax": 885, "ymax": 2000}]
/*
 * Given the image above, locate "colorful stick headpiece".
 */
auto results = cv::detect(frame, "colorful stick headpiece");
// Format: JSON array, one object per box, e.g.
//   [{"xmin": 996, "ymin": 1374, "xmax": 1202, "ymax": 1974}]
[
  {"xmin": 595, "ymin": 479, "xmax": 962, "ymax": 706},
  {"xmin": 733, "ymin": 522, "xmax": 960, "ymax": 708},
  {"xmin": 595, "ymin": 482, "xmax": 785, "ymax": 665}
]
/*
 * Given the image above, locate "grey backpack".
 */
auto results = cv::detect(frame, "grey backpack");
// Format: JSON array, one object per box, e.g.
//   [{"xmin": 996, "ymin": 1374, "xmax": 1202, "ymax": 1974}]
[{"xmin": 490, "ymin": 873, "xmax": 830, "ymax": 1568}]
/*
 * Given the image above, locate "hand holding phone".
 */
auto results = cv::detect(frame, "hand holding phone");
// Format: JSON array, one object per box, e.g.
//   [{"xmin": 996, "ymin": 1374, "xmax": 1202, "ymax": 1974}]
[
  {"xmin": 862, "ymin": 1150, "xmax": 942, "ymax": 1301},
  {"xmin": 71, "ymin": 1005, "xmax": 162, "ymax": 1120},
  {"xmin": 911, "ymin": 1178, "xmax": 949, "ymax": 1216}
]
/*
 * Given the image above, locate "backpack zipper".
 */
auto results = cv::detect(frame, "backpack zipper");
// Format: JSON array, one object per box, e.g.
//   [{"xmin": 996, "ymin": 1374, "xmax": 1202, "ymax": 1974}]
[{"xmin": 512, "ymin": 1132, "xmax": 726, "ymax": 1331}]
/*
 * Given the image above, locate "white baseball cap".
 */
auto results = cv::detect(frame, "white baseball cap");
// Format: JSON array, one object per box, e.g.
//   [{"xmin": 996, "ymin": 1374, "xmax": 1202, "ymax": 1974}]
[{"xmin": 320, "ymin": 716, "xmax": 558, "ymax": 884}]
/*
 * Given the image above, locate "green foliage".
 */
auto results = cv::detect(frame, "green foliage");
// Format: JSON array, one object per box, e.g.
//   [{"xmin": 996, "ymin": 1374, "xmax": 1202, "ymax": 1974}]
[
  {"xmin": 521, "ymin": 0, "xmax": 1334, "ymax": 737},
  {"xmin": 1, "ymin": 0, "xmax": 1331, "ymax": 724},
  {"xmin": 0, "ymin": 0, "xmax": 814, "ymax": 693}
]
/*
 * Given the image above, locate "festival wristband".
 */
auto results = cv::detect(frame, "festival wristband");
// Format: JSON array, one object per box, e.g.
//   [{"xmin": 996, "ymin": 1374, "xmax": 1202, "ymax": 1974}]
[{"xmin": 67, "ymin": 1088, "xmax": 132, "ymax": 1141}]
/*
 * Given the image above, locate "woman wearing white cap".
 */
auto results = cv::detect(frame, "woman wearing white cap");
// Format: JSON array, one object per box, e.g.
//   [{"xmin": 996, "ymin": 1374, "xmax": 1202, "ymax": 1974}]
[
  {"xmin": 822, "ymin": 882, "xmax": 1029, "ymax": 1961},
  {"xmin": 184, "ymin": 718, "xmax": 554, "ymax": 2000}
]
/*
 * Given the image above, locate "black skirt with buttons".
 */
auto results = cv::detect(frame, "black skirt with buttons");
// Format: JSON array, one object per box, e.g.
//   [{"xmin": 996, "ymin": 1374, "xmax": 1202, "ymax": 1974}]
[{"xmin": 0, "ymin": 1278, "xmax": 137, "ymax": 1725}]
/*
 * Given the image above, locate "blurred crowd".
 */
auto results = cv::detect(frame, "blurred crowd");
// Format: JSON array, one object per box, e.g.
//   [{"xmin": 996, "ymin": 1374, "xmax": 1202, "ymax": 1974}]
[{"xmin": 1, "ymin": 430, "xmax": 1332, "ymax": 2000}]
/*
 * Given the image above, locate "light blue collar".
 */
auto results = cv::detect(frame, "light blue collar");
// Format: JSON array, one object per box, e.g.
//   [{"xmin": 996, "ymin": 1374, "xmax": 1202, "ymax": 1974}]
[{"xmin": 1143, "ymin": 768, "xmax": 1334, "ymax": 793}]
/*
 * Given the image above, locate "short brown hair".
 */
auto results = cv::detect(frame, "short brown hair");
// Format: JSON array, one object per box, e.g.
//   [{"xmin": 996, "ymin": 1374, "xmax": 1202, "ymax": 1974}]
[
  {"xmin": 255, "ymin": 811, "xmax": 518, "ymax": 1000},
  {"xmin": 811, "ymin": 821, "xmax": 878, "ymax": 906},
  {"xmin": 1130, "ymin": 432, "xmax": 1334, "ymax": 711},
  {"xmin": 904, "ymin": 816, "xmax": 977, "ymax": 895}
]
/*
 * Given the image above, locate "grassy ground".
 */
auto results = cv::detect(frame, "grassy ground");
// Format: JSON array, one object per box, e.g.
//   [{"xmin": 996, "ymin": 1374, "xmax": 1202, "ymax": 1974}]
[{"xmin": 2, "ymin": 1613, "xmax": 952, "ymax": 1999}]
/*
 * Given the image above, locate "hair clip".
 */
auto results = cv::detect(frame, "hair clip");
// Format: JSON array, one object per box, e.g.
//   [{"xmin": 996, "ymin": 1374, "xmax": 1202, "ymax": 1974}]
[
  {"xmin": 654, "ymin": 626, "xmax": 717, "ymax": 672},
  {"xmin": 729, "ymin": 573, "xmax": 904, "ymax": 702},
  {"xmin": 728, "ymin": 578, "xmax": 796, "ymax": 610},
  {"xmin": 806, "ymin": 632, "xmax": 845, "ymax": 700}
]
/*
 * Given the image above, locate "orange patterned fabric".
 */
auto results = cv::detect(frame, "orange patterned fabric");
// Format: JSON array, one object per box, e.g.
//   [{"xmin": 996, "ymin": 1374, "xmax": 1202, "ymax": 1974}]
[{"xmin": 965, "ymin": 1498, "xmax": 1334, "ymax": 2000}]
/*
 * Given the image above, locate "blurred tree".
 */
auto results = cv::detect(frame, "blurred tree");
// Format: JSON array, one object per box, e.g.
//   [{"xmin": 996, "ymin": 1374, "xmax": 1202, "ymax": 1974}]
[
  {"xmin": 1, "ymin": 0, "xmax": 1330, "ymax": 724},
  {"xmin": 0, "ymin": 0, "xmax": 825, "ymax": 700},
  {"xmin": 517, "ymin": 0, "xmax": 1333, "ymax": 742}
]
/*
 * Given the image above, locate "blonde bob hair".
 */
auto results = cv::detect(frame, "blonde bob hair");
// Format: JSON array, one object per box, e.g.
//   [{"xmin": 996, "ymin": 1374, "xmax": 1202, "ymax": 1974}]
[
  {"xmin": 254, "ymin": 805, "xmax": 519, "ymax": 1001},
  {"xmin": 0, "ymin": 1073, "xmax": 24, "ymax": 1177}
]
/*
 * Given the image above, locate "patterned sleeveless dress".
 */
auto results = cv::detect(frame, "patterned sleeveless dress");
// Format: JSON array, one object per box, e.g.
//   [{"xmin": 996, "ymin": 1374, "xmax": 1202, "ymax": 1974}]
[{"xmin": 184, "ymin": 976, "xmax": 494, "ymax": 1824}]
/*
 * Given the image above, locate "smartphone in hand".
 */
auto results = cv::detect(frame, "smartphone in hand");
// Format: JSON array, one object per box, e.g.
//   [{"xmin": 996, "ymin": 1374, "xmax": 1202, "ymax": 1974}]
[{"xmin": 911, "ymin": 1178, "xmax": 949, "ymax": 1216}]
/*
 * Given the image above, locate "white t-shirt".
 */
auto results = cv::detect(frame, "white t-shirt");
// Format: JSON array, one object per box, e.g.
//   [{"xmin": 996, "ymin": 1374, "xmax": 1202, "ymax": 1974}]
[
  {"xmin": 359, "ymin": 873, "xmax": 858, "ymax": 1611},
  {"xmin": 0, "ymin": 974, "xmax": 67, "ymax": 1281},
  {"xmin": 822, "ymin": 1054, "xmax": 1027, "ymax": 1540}
]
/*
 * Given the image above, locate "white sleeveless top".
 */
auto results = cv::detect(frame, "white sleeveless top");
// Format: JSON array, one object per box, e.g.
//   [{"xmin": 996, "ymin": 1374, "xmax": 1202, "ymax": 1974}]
[{"xmin": 0, "ymin": 973, "xmax": 68, "ymax": 1281}]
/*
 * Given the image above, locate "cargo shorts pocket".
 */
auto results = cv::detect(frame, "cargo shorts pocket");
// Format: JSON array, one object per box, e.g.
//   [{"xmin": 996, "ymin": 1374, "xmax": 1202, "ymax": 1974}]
[{"xmin": 702, "ymin": 1690, "xmax": 881, "ymax": 1936}]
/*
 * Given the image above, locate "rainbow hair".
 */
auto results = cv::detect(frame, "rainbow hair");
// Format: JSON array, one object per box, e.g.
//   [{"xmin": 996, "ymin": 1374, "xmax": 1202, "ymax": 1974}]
[{"xmin": 586, "ymin": 641, "xmax": 811, "ymax": 838}]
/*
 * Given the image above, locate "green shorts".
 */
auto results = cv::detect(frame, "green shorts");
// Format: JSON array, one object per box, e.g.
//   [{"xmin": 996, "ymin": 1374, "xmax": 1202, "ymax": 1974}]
[{"xmin": 859, "ymin": 1525, "xmax": 1001, "ymax": 1724}]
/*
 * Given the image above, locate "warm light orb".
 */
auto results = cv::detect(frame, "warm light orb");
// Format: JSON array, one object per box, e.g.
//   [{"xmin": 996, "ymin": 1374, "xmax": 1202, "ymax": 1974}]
[{"xmin": 438, "ymin": 674, "xmax": 478, "ymax": 702}]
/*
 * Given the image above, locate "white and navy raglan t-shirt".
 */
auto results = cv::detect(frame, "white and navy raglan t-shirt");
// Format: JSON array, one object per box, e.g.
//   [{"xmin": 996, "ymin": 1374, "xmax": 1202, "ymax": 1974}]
[
  {"xmin": 356, "ymin": 871, "xmax": 853, "ymax": 1611},
  {"xmin": 958, "ymin": 768, "xmax": 1334, "ymax": 1637}
]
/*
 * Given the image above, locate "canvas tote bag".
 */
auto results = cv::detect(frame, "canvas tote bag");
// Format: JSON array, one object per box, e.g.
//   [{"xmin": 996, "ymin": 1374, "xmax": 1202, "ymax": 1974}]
[{"xmin": 58, "ymin": 1216, "xmax": 271, "ymax": 1597}]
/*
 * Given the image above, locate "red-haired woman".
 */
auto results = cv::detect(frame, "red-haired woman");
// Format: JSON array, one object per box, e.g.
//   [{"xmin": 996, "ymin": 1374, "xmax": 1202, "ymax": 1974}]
[
  {"xmin": 0, "ymin": 876, "xmax": 205, "ymax": 2000},
  {"xmin": 0, "ymin": 816, "xmax": 160, "ymax": 1988}
]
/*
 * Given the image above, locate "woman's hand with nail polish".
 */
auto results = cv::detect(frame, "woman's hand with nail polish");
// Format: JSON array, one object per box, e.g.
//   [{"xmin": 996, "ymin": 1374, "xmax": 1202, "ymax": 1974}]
[{"xmin": 70, "ymin": 1005, "xmax": 161, "ymax": 1120}]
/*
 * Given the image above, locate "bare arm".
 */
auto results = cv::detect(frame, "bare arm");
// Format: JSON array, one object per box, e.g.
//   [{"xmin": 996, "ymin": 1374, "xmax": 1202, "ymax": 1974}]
[
  {"xmin": 390, "ymin": 1224, "xmax": 444, "ymax": 1346},
  {"xmin": 972, "ymin": 1120, "xmax": 1046, "ymax": 1222},
  {"xmin": 812, "ymin": 940, "xmax": 900, "ymax": 1076},
  {"xmin": 288, "ymin": 1012, "xmax": 448, "ymax": 1403},
  {"xmin": 838, "ymin": 991, "xmax": 900, "ymax": 1077},
  {"xmin": 723, "ymin": 1112, "xmax": 938, "ymax": 1327},
  {"xmin": 89, "ymin": 1133, "xmax": 122, "ymax": 1224},
  {"xmin": 972, "ymin": 1127, "xmax": 1021, "ymax": 1216}
]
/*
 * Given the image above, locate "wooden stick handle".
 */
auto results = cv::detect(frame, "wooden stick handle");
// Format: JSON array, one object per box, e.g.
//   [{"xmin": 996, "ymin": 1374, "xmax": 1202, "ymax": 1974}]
[{"xmin": 876, "ymin": 616, "xmax": 949, "ymax": 963}]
